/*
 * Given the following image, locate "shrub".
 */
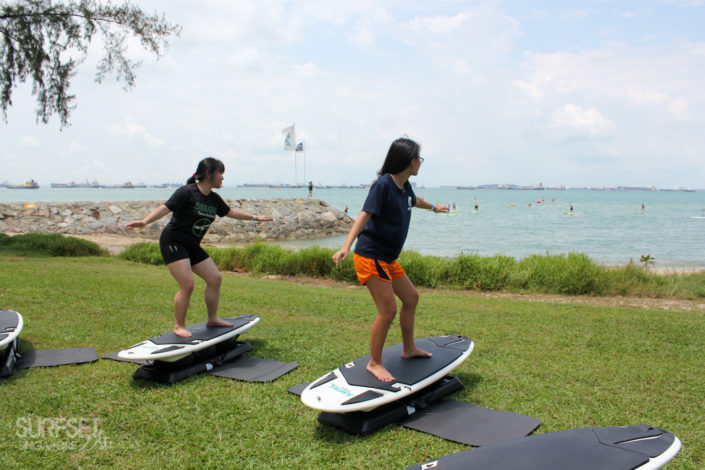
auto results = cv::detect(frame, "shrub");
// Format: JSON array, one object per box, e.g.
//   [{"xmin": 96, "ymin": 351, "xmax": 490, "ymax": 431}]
[
  {"xmin": 291, "ymin": 247, "xmax": 335, "ymax": 277},
  {"xmin": 0, "ymin": 233, "xmax": 102, "ymax": 257},
  {"xmin": 118, "ymin": 242, "xmax": 163, "ymax": 265},
  {"xmin": 399, "ymin": 250, "xmax": 437, "ymax": 287},
  {"xmin": 509, "ymin": 253, "xmax": 600, "ymax": 295},
  {"xmin": 110, "ymin": 241, "xmax": 705, "ymax": 300},
  {"xmin": 475, "ymin": 255, "xmax": 516, "ymax": 291},
  {"xmin": 240, "ymin": 243, "xmax": 287, "ymax": 274}
]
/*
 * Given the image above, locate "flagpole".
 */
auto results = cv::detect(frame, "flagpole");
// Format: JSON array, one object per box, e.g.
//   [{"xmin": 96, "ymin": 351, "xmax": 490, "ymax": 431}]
[{"xmin": 303, "ymin": 139, "xmax": 306, "ymax": 187}]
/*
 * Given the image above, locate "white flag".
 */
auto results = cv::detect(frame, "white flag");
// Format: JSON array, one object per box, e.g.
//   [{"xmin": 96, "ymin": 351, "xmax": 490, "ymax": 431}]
[{"xmin": 282, "ymin": 124, "xmax": 295, "ymax": 151}]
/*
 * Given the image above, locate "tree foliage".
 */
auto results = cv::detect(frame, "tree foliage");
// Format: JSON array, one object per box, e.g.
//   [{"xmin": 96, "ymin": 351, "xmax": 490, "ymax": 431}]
[{"xmin": 0, "ymin": 0, "xmax": 181, "ymax": 127}]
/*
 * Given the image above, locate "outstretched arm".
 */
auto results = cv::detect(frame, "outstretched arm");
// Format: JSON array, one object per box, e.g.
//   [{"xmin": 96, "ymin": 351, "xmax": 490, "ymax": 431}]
[
  {"xmin": 416, "ymin": 196, "xmax": 448, "ymax": 213},
  {"xmin": 332, "ymin": 211, "xmax": 373, "ymax": 266},
  {"xmin": 126, "ymin": 204, "xmax": 171, "ymax": 229},
  {"xmin": 225, "ymin": 208, "xmax": 273, "ymax": 222}
]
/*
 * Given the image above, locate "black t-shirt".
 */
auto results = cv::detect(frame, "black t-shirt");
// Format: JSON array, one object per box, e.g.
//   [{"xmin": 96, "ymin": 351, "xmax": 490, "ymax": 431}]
[
  {"xmin": 162, "ymin": 184, "xmax": 230, "ymax": 245},
  {"xmin": 354, "ymin": 174, "xmax": 416, "ymax": 263}
]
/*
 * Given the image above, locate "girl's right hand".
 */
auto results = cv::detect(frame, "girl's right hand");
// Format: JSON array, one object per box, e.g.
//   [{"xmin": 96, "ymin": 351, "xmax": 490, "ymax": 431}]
[
  {"xmin": 332, "ymin": 249, "xmax": 348, "ymax": 266},
  {"xmin": 126, "ymin": 220, "xmax": 145, "ymax": 230}
]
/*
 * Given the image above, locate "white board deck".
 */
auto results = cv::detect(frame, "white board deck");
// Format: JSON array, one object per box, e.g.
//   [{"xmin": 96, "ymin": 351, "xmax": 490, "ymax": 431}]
[
  {"xmin": 118, "ymin": 315, "xmax": 259, "ymax": 362},
  {"xmin": 0, "ymin": 310, "xmax": 23, "ymax": 351},
  {"xmin": 407, "ymin": 425, "xmax": 681, "ymax": 470},
  {"xmin": 301, "ymin": 335, "xmax": 473, "ymax": 413}
]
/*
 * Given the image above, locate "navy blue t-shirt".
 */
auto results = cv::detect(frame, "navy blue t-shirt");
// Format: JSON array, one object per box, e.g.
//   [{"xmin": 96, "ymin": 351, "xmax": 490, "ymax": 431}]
[
  {"xmin": 354, "ymin": 174, "xmax": 417, "ymax": 263},
  {"xmin": 162, "ymin": 184, "xmax": 230, "ymax": 245}
]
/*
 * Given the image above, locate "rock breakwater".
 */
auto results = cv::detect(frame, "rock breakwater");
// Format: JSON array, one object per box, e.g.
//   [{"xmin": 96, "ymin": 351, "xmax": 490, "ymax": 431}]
[{"xmin": 0, "ymin": 198, "xmax": 353, "ymax": 244}]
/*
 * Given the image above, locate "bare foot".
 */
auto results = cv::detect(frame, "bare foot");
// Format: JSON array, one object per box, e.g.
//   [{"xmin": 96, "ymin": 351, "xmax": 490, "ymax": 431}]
[
  {"xmin": 367, "ymin": 361, "xmax": 395, "ymax": 382},
  {"xmin": 206, "ymin": 318, "xmax": 233, "ymax": 328},
  {"xmin": 173, "ymin": 325, "xmax": 192, "ymax": 338},
  {"xmin": 401, "ymin": 347, "xmax": 432, "ymax": 359}
]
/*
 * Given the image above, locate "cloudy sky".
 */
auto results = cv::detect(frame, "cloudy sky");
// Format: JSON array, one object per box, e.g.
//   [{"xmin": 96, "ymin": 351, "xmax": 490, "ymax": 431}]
[{"xmin": 1, "ymin": 0, "xmax": 704, "ymax": 188}]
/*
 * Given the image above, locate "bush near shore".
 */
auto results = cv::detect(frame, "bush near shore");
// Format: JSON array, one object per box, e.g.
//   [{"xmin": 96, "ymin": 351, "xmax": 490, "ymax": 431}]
[
  {"xmin": 118, "ymin": 240, "xmax": 705, "ymax": 300},
  {"xmin": 3, "ymin": 233, "xmax": 702, "ymax": 299},
  {"xmin": 0, "ymin": 232, "xmax": 102, "ymax": 257}
]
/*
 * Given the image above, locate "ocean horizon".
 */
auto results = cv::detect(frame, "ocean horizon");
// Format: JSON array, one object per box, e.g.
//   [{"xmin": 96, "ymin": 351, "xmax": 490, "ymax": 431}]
[{"xmin": 2, "ymin": 186, "xmax": 704, "ymax": 270}]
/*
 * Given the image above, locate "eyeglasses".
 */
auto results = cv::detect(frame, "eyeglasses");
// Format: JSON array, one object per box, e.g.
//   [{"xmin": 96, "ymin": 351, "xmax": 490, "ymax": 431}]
[{"xmin": 416, "ymin": 156, "xmax": 424, "ymax": 163}]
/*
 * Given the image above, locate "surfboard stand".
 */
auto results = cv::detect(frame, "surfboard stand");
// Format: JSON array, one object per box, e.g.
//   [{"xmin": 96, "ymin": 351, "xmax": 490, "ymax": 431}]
[
  {"xmin": 317, "ymin": 375, "xmax": 464, "ymax": 435},
  {"xmin": 132, "ymin": 337, "xmax": 252, "ymax": 384},
  {"xmin": 0, "ymin": 339, "xmax": 19, "ymax": 378}
]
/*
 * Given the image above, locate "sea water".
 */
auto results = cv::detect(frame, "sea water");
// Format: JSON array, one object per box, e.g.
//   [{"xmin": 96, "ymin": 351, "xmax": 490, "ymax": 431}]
[{"xmin": 2, "ymin": 186, "xmax": 704, "ymax": 269}]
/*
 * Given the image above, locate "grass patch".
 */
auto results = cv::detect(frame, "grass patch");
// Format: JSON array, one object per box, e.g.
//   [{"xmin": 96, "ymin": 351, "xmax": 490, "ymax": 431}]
[
  {"xmin": 0, "ymin": 233, "xmax": 102, "ymax": 257},
  {"xmin": 0, "ymin": 255, "xmax": 703, "ymax": 469},
  {"xmin": 118, "ymin": 240, "xmax": 705, "ymax": 300}
]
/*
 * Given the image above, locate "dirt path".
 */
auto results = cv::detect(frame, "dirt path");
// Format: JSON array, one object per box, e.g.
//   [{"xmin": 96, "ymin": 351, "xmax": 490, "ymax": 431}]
[{"xmin": 234, "ymin": 273, "xmax": 705, "ymax": 314}]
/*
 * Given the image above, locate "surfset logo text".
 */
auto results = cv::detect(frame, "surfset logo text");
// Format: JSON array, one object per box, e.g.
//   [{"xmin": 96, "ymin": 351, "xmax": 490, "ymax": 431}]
[
  {"xmin": 15, "ymin": 417, "xmax": 110, "ymax": 450},
  {"xmin": 328, "ymin": 383, "xmax": 354, "ymax": 397}
]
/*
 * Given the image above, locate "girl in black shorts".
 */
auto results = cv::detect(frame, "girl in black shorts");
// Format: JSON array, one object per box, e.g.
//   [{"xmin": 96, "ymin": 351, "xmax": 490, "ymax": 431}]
[{"xmin": 127, "ymin": 157, "xmax": 273, "ymax": 338}]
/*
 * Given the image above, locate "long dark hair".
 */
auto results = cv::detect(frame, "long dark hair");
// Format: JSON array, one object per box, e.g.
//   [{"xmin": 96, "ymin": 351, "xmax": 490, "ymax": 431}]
[
  {"xmin": 187, "ymin": 157, "xmax": 225, "ymax": 185},
  {"xmin": 376, "ymin": 137, "xmax": 420, "ymax": 180}
]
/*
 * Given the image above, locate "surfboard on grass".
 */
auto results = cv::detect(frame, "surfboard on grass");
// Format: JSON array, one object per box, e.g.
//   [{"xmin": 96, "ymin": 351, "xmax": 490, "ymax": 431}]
[
  {"xmin": 301, "ymin": 335, "xmax": 473, "ymax": 413},
  {"xmin": 407, "ymin": 425, "xmax": 681, "ymax": 470},
  {"xmin": 118, "ymin": 314, "xmax": 259, "ymax": 363},
  {"xmin": 0, "ymin": 310, "xmax": 23, "ymax": 351}
]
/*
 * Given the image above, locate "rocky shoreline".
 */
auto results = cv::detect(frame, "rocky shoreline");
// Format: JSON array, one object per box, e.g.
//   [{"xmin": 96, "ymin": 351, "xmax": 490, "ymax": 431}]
[{"xmin": 0, "ymin": 198, "xmax": 353, "ymax": 246}]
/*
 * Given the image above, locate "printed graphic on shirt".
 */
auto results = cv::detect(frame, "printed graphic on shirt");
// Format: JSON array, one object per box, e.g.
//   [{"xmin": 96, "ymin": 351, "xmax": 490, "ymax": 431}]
[
  {"xmin": 192, "ymin": 217, "xmax": 212, "ymax": 238},
  {"xmin": 195, "ymin": 202, "xmax": 218, "ymax": 216}
]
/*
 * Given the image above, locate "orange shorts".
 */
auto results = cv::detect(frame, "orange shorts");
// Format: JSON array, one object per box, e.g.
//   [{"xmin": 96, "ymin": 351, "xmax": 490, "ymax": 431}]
[{"xmin": 353, "ymin": 253, "xmax": 406, "ymax": 285}]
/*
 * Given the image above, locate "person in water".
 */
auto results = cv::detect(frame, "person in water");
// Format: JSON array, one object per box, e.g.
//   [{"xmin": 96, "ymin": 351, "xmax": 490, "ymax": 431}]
[
  {"xmin": 126, "ymin": 157, "xmax": 273, "ymax": 337},
  {"xmin": 332, "ymin": 137, "xmax": 448, "ymax": 382}
]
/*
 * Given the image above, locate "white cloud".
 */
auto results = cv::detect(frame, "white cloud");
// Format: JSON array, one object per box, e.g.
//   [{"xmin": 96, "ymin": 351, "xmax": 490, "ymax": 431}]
[
  {"xmin": 293, "ymin": 62, "xmax": 319, "ymax": 78},
  {"xmin": 626, "ymin": 87, "xmax": 668, "ymax": 105},
  {"xmin": 20, "ymin": 136, "xmax": 40, "ymax": 148},
  {"xmin": 512, "ymin": 79, "xmax": 542, "ymax": 98},
  {"xmin": 68, "ymin": 141, "xmax": 87, "ymax": 154},
  {"xmin": 108, "ymin": 116, "xmax": 165, "ymax": 147},
  {"xmin": 407, "ymin": 11, "xmax": 473, "ymax": 34},
  {"xmin": 667, "ymin": 98, "xmax": 690, "ymax": 120},
  {"xmin": 550, "ymin": 103, "xmax": 614, "ymax": 138},
  {"xmin": 228, "ymin": 47, "xmax": 260, "ymax": 67}
]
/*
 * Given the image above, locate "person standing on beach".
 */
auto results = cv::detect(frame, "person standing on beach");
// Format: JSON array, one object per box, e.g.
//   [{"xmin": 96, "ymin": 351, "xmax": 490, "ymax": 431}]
[
  {"xmin": 126, "ymin": 157, "xmax": 273, "ymax": 337},
  {"xmin": 332, "ymin": 137, "xmax": 448, "ymax": 382}
]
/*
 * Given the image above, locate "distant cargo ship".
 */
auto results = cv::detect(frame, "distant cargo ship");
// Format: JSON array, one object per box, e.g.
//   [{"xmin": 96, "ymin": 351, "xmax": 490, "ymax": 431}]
[
  {"xmin": 101, "ymin": 182, "xmax": 135, "ymax": 189},
  {"xmin": 7, "ymin": 179, "xmax": 39, "ymax": 189},
  {"xmin": 51, "ymin": 180, "xmax": 100, "ymax": 188}
]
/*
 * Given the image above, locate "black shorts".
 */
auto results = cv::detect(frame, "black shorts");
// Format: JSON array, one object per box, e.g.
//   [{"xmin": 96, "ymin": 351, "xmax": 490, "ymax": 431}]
[{"xmin": 159, "ymin": 236, "xmax": 209, "ymax": 266}]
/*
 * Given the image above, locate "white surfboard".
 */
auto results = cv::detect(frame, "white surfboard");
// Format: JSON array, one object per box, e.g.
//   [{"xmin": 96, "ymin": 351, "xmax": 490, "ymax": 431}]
[
  {"xmin": 118, "ymin": 315, "xmax": 259, "ymax": 362},
  {"xmin": 407, "ymin": 425, "xmax": 681, "ymax": 470},
  {"xmin": 301, "ymin": 335, "xmax": 474, "ymax": 413},
  {"xmin": 0, "ymin": 310, "xmax": 23, "ymax": 351}
]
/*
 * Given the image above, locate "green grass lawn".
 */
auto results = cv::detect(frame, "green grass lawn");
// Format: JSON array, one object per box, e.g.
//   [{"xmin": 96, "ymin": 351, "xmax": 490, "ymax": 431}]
[{"xmin": 1, "ymin": 255, "xmax": 703, "ymax": 469}]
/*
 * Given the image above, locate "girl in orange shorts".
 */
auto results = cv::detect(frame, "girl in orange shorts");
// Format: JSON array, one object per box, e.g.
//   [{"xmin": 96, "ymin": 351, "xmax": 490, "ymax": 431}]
[{"xmin": 332, "ymin": 137, "xmax": 447, "ymax": 382}]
